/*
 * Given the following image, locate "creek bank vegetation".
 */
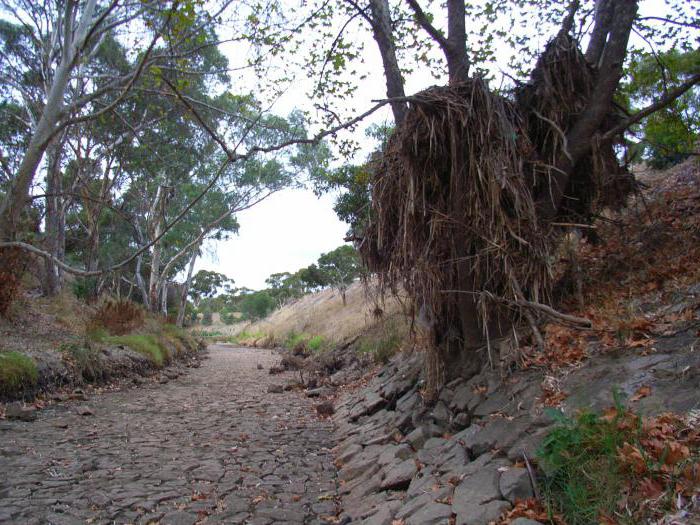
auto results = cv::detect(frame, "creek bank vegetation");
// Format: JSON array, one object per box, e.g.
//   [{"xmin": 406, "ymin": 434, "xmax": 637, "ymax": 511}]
[{"xmin": 0, "ymin": 291, "xmax": 203, "ymax": 402}]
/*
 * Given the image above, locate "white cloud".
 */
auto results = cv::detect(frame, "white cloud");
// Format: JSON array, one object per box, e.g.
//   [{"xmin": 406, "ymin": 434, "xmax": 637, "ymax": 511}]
[{"xmin": 195, "ymin": 188, "xmax": 349, "ymax": 290}]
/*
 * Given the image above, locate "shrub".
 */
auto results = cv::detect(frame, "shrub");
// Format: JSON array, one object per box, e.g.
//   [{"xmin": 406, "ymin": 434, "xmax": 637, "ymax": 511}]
[
  {"xmin": 90, "ymin": 299, "xmax": 144, "ymax": 335},
  {"xmin": 201, "ymin": 310, "xmax": 213, "ymax": 326},
  {"xmin": 0, "ymin": 351, "xmax": 38, "ymax": 394}
]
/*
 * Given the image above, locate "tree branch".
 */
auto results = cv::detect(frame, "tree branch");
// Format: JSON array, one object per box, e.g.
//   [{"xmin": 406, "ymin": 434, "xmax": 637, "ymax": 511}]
[
  {"xmin": 603, "ymin": 73, "xmax": 700, "ymax": 140},
  {"xmin": 405, "ymin": 0, "xmax": 449, "ymax": 55}
]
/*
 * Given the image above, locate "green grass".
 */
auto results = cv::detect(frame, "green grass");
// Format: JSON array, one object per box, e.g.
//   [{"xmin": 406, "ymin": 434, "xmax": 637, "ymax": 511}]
[
  {"xmin": 106, "ymin": 334, "xmax": 169, "ymax": 367},
  {"xmin": 357, "ymin": 325, "xmax": 402, "ymax": 364},
  {"xmin": 230, "ymin": 330, "xmax": 265, "ymax": 343},
  {"xmin": 281, "ymin": 331, "xmax": 328, "ymax": 353},
  {"xmin": 88, "ymin": 322, "xmax": 199, "ymax": 368},
  {"xmin": 0, "ymin": 351, "xmax": 39, "ymax": 394},
  {"xmin": 191, "ymin": 329, "xmax": 225, "ymax": 338},
  {"xmin": 60, "ymin": 343, "xmax": 103, "ymax": 381},
  {"xmin": 537, "ymin": 401, "xmax": 631, "ymax": 524},
  {"xmin": 307, "ymin": 335, "xmax": 327, "ymax": 352}
]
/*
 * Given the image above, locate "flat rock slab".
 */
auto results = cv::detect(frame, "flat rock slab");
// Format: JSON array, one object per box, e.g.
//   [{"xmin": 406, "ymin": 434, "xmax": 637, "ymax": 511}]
[{"xmin": 0, "ymin": 345, "xmax": 339, "ymax": 524}]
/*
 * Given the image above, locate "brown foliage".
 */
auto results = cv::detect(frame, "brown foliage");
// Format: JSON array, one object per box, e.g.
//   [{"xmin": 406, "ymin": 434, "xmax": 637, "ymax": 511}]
[{"xmin": 90, "ymin": 299, "xmax": 145, "ymax": 335}]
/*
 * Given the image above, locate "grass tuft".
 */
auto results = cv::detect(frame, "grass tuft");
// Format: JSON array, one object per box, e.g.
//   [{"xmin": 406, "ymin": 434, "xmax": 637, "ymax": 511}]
[
  {"xmin": 0, "ymin": 351, "xmax": 39, "ymax": 394},
  {"xmin": 538, "ymin": 407, "xmax": 627, "ymax": 524},
  {"xmin": 106, "ymin": 334, "xmax": 168, "ymax": 367}
]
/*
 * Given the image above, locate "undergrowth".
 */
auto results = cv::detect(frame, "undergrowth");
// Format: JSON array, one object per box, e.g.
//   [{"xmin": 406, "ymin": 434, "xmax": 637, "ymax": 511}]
[
  {"xmin": 60, "ymin": 343, "xmax": 104, "ymax": 382},
  {"xmin": 538, "ymin": 396, "xmax": 700, "ymax": 524},
  {"xmin": 357, "ymin": 322, "xmax": 402, "ymax": 364},
  {"xmin": 279, "ymin": 331, "xmax": 329, "ymax": 353},
  {"xmin": 88, "ymin": 322, "xmax": 197, "ymax": 368},
  {"xmin": 0, "ymin": 351, "xmax": 38, "ymax": 394}
]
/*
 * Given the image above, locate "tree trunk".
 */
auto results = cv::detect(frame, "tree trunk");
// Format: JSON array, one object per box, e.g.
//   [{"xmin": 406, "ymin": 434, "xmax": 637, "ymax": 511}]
[
  {"xmin": 147, "ymin": 186, "xmax": 165, "ymax": 311},
  {"xmin": 367, "ymin": 0, "xmax": 408, "ymax": 124},
  {"xmin": 538, "ymin": 0, "xmax": 638, "ymax": 219},
  {"xmin": 43, "ymin": 140, "xmax": 64, "ymax": 296},
  {"xmin": 0, "ymin": 30, "xmax": 77, "ymax": 241},
  {"xmin": 135, "ymin": 253, "xmax": 150, "ymax": 308},
  {"xmin": 176, "ymin": 247, "xmax": 198, "ymax": 327},
  {"xmin": 446, "ymin": 0, "xmax": 469, "ymax": 84},
  {"xmin": 161, "ymin": 282, "xmax": 169, "ymax": 316}
]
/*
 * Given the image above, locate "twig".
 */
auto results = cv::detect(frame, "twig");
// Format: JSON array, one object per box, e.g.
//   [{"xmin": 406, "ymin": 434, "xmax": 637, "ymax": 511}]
[
  {"xmin": 522, "ymin": 451, "xmax": 540, "ymax": 500},
  {"xmin": 514, "ymin": 299, "xmax": 591, "ymax": 327}
]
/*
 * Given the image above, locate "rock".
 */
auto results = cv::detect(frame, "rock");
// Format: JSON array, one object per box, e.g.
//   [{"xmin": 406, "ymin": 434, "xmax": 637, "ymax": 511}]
[
  {"xmin": 158, "ymin": 376, "xmax": 169, "ymax": 384},
  {"xmin": 316, "ymin": 401, "xmax": 335, "ymax": 416},
  {"xmin": 453, "ymin": 467, "xmax": 502, "ymax": 509},
  {"xmin": 5, "ymin": 403, "xmax": 36, "ymax": 422},
  {"xmin": 405, "ymin": 424, "xmax": 441, "ymax": 450},
  {"xmin": 161, "ymin": 511, "xmax": 197, "ymax": 525},
  {"xmin": 307, "ymin": 387, "xmax": 332, "ymax": 398},
  {"xmin": 404, "ymin": 503, "xmax": 453, "ymax": 525},
  {"xmin": 267, "ymin": 384, "xmax": 283, "ymax": 393},
  {"xmin": 461, "ymin": 417, "xmax": 531, "ymax": 456},
  {"xmin": 430, "ymin": 400, "xmax": 451, "ymax": 427},
  {"xmin": 499, "ymin": 467, "xmax": 533, "ymax": 503},
  {"xmin": 452, "ymin": 412, "xmax": 470, "ymax": 430},
  {"xmin": 360, "ymin": 501, "xmax": 401, "ymax": 525},
  {"xmin": 165, "ymin": 370, "xmax": 180, "ymax": 380},
  {"xmin": 511, "ymin": 519, "xmax": 545, "ymax": 525},
  {"xmin": 454, "ymin": 500, "xmax": 511, "ymax": 525},
  {"xmin": 257, "ymin": 363, "xmax": 263, "ymax": 370},
  {"xmin": 451, "ymin": 383, "xmax": 481, "ymax": 412},
  {"xmin": 380, "ymin": 459, "xmax": 418, "ymax": 490},
  {"xmin": 336, "ymin": 443, "xmax": 363, "ymax": 466},
  {"xmin": 76, "ymin": 406, "xmax": 94, "ymax": 416}
]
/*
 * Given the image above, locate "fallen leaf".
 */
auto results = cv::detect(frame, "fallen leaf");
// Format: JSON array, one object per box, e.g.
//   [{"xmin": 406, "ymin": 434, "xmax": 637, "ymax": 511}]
[
  {"xmin": 630, "ymin": 385, "xmax": 651, "ymax": 402},
  {"xmin": 639, "ymin": 477, "xmax": 664, "ymax": 498}
]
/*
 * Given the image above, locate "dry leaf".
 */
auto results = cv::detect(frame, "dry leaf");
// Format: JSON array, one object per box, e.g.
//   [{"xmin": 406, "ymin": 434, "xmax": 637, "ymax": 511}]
[{"xmin": 630, "ymin": 385, "xmax": 651, "ymax": 402}]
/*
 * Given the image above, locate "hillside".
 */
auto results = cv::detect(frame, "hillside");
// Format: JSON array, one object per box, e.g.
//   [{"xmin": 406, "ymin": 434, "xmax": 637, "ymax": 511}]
[{"xmin": 210, "ymin": 280, "xmax": 406, "ymax": 347}]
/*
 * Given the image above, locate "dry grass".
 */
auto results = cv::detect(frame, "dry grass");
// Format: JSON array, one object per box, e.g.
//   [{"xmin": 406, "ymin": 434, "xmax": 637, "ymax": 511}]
[{"xmin": 224, "ymin": 281, "xmax": 405, "ymax": 345}]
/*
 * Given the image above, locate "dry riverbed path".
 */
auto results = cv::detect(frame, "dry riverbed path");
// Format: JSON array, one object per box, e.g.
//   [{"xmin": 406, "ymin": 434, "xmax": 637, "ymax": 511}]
[{"xmin": 0, "ymin": 345, "xmax": 339, "ymax": 524}]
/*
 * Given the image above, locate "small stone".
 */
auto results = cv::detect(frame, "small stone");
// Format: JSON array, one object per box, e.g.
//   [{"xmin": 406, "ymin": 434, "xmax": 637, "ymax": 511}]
[
  {"xmin": 5, "ymin": 403, "xmax": 36, "ymax": 422},
  {"xmin": 158, "ymin": 376, "xmax": 169, "ymax": 384},
  {"xmin": 257, "ymin": 363, "xmax": 263, "ymax": 370},
  {"xmin": 76, "ymin": 406, "xmax": 94, "ymax": 416},
  {"xmin": 267, "ymin": 384, "xmax": 283, "ymax": 393}
]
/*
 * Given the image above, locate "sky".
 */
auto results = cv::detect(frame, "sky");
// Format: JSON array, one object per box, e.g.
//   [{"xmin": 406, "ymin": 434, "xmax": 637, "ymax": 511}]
[{"xmin": 199, "ymin": 189, "xmax": 348, "ymax": 290}]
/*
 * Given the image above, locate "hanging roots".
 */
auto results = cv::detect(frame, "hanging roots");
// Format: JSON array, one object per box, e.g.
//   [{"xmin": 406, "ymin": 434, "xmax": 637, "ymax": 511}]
[{"xmin": 360, "ymin": 36, "xmax": 634, "ymax": 388}]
